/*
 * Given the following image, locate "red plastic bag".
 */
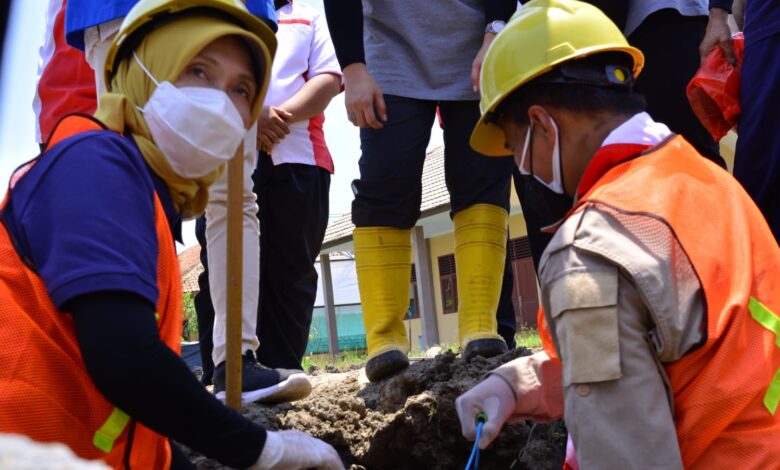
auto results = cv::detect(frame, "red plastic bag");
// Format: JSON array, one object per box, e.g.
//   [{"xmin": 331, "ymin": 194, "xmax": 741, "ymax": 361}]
[{"xmin": 686, "ymin": 33, "xmax": 744, "ymax": 141}]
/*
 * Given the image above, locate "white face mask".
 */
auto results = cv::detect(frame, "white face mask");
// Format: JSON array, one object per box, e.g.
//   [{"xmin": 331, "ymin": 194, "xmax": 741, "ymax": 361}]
[
  {"xmin": 517, "ymin": 117, "xmax": 565, "ymax": 194},
  {"xmin": 134, "ymin": 52, "xmax": 248, "ymax": 179}
]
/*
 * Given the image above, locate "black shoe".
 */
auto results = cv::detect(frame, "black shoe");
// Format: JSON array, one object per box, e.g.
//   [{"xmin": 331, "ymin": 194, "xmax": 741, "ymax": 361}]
[
  {"xmin": 200, "ymin": 369, "xmax": 213, "ymax": 387},
  {"xmin": 462, "ymin": 338, "xmax": 507, "ymax": 362},
  {"xmin": 365, "ymin": 350, "xmax": 409, "ymax": 382},
  {"xmin": 213, "ymin": 351, "xmax": 311, "ymax": 404}
]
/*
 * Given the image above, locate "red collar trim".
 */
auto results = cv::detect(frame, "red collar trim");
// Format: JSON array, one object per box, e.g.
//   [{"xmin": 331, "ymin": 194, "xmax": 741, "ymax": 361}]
[
  {"xmin": 540, "ymin": 142, "xmax": 652, "ymax": 234},
  {"xmin": 576, "ymin": 143, "xmax": 654, "ymax": 199}
]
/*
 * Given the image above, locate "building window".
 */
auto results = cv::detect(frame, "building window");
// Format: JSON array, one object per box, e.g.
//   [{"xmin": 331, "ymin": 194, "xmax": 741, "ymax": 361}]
[
  {"xmin": 438, "ymin": 254, "xmax": 458, "ymax": 314},
  {"xmin": 406, "ymin": 264, "xmax": 420, "ymax": 319},
  {"xmin": 509, "ymin": 236, "xmax": 533, "ymax": 260},
  {"xmin": 509, "ymin": 237, "xmax": 540, "ymax": 328}
]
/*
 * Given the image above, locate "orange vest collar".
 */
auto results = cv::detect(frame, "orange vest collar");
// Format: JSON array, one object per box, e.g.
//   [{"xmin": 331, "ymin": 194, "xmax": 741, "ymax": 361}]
[{"xmin": 45, "ymin": 114, "xmax": 107, "ymax": 151}]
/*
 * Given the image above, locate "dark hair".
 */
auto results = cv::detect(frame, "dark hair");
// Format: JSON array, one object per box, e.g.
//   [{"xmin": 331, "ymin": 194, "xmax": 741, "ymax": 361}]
[{"xmin": 490, "ymin": 53, "xmax": 646, "ymax": 126}]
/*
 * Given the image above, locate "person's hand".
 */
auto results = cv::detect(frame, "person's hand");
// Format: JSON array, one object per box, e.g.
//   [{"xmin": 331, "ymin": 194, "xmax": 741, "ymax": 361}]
[
  {"xmin": 252, "ymin": 430, "xmax": 344, "ymax": 470},
  {"xmin": 471, "ymin": 32, "xmax": 497, "ymax": 92},
  {"xmin": 258, "ymin": 106, "xmax": 292, "ymax": 153},
  {"xmin": 258, "ymin": 137, "xmax": 274, "ymax": 154},
  {"xmin": 455, "ymin": 374, "xmax": 517, "ymax": 450},
  {"xmin": 342, "ymin": 63, "xmax": 387, "ymax": 129},
  {"xmin": 700, "ymin": 8, "xmax": 735, "ymax": 65}
]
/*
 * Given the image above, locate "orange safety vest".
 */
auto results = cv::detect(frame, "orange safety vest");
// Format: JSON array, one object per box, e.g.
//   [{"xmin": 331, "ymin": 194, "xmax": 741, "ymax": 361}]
[
  {"xmin": 0, "ymin": 115, "xmax": 182, "ymax": 469},
  {"xmin": 539, "ymin": 135, "xmax": 780, "ymax": 469}
]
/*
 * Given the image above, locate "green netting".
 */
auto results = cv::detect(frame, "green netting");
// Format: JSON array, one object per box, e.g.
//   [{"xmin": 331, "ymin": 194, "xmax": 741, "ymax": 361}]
[{"xmin": 305, "ymin": 304, "xmax": 367, "ymax": 354}]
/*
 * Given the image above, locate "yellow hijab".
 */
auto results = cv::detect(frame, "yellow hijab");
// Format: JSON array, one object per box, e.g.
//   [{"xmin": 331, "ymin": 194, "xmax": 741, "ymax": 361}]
[{"xmin": 95, "ymin": 15, "xmax": 267, "ymax": 219}]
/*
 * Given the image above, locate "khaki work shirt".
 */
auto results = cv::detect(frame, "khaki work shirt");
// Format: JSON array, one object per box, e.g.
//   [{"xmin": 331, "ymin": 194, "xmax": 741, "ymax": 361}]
[{"xmin": 493, "ymin": 205, "xmax": 706, "ymax": 469}]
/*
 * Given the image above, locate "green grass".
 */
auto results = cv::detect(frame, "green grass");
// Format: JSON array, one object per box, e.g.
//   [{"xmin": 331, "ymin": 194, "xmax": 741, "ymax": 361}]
[
  {"xmin": 300, "ymin": 328, "xmax": 543, "ymax": 370},
  {"xmin": 515, "ymin": 327, "xmax": 542, "ymax": 349},
  {"xmin": 302, "ymin": 348, "xmax": 368, "ymax": 370},
  {"xmin": 409, "ymin": 328, "xmax": 542, "ymax": 357},
  {"xmin": 182, "ymin": 292, "xmax": 199, "ymax": 341}
]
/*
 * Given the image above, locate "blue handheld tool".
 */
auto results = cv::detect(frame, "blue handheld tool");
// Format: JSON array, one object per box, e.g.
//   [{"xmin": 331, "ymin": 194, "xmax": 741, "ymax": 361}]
[{"xmin": 465, "ymin": 412, "xmax": 488, "ymax": 470}]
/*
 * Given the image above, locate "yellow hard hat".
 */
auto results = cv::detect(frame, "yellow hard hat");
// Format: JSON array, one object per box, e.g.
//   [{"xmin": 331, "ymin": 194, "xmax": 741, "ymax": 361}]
[
  {"xmin": 104, "ymin": 0, "xmax": 277, "ymax": 88},
  {"xmin": 471, "ymin": 0, "xmax": 645, "ymax": 156}
]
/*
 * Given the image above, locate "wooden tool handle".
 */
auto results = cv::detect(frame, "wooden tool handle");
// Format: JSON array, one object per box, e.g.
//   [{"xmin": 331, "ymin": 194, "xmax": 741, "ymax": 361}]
[{"xmin": 225, "ymin": 144, "xmax": 244, "ymax": 410}]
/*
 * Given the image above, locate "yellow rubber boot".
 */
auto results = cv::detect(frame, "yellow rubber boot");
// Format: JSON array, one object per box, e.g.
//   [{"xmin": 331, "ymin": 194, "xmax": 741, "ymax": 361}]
[
  {"xmin": 353, "ymin": 227, "xmax": 412, "ymax": 381},
  {"xmin": 453, "ymin": 204, "xmax": 509, "ymax": 360}
]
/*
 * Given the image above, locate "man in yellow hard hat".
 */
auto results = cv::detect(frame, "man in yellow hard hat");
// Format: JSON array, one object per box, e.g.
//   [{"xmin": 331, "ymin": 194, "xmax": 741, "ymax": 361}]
[
  {"xmin": 514, "ymin": 0, "xmax": 728, "ymax": 273},
  {"xmin": 0, "ymin": 0, "xmax": 343, "ymax": 468},
  {"xmin": 456, "ymin": 1, "xmax": 780, "ymax": 468}
]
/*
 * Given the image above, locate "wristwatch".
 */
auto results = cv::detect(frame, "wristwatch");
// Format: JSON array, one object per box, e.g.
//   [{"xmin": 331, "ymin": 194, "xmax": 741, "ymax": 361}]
[{"xmin": 485, "ymin": 20, "xmax": 506, "ymax": 34}]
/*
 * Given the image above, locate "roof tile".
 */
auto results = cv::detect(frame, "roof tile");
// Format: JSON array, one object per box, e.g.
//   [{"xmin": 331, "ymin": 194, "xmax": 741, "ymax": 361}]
[{"xmin": 323, "ymin": 145, "xmax": 447, "ymax": 247}]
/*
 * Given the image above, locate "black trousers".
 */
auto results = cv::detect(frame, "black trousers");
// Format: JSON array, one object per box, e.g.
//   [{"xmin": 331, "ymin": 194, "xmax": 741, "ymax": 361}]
[
  {"xmin": 513, "ymin": 169, "xmax": 554, "ymax": 273},
  {"xmin": 352, "ymin": 96, "xmax": 514, "ymax": 227},
  {"xmin": 628, "ymin": 8, "xmax": 724, "ymax": 166},
  {"xmin": 254, "ymin": 154, "xmax": 331, "ymax": 369},
  {"xmin": 194, "ymin": 158, "xmax": 331, "ymax": 374},
  {"xmin": 497, "ymin": 236, "xmax": 517, "ymax": 348},
  {"xmin": 194, "ymin": 216, "xmax": 215, "ymax": 384},
  {"xmin": 351, "ymin": 96, "xmax": 517, "ymax": 345}
]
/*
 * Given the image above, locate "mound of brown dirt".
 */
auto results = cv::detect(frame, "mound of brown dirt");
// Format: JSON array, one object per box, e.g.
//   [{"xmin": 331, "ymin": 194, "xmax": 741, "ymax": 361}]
[{"xmin": 188, "ymin": 348, "xmax": 566, "ymax": 469}]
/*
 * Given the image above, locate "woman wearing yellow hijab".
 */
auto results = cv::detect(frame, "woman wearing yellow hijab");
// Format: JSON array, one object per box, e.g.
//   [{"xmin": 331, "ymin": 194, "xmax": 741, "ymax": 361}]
[
  {"xmin": 97, "ymin": 4, "xmax": 272, "ymax": 219},
  {"xmin": 0, "ymin": 0, "xmax": 343, "ymax": 468}
]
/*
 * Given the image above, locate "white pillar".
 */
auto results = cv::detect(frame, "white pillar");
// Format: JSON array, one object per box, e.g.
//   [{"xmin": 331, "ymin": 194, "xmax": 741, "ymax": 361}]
[
  {"xmin": 320, "ymin": 253, "xmax": 339, "ymax": 356},
  {"xmin": 412, "ymin": 226, "xmax": 439, "ymax": 348}
]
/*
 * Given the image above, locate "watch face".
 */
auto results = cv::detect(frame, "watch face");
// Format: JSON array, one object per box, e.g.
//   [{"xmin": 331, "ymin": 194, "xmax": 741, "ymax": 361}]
[{"xmin": 487, "ymin": 21, "xmax": 506, "ymax": 34}]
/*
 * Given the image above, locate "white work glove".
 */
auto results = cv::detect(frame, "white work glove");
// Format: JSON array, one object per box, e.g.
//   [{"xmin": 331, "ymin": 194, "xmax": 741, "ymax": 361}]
[
  {"xmin": 0, "ymin": 432, "xmax": 110, "ymax": 469},
  {"xmin": 455, "ymin": 374, "xmax": 517, "ymax": 450},
  {"xmin": 250, "ymin": 430, "xmax": 344, "ymax": 470}
]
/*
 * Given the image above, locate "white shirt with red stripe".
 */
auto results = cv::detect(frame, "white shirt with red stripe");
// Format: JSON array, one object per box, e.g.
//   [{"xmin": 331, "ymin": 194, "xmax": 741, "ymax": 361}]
[
  {"xmin": 265, "ymin": 1, "xmax": 341, "ymax": 173},
  {"xmin": 34, "ymin": 0, "xmax": 97, "ymax": 144}
]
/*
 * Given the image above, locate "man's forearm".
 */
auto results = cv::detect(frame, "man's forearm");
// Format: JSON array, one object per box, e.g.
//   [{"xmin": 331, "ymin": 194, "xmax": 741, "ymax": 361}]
[
  {"xmin": 279, "ymin": 73, "xmax": 342, "ymax": 123},
  {"xmin": 323, "ymin": 0, "xmax": 364, "ymax": 69}
]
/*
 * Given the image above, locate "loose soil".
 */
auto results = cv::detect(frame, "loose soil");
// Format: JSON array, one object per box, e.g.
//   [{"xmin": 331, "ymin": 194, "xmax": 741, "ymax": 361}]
[{"xmin": 188, "ymin": 348, "xmax": 566, "ymax": 469}]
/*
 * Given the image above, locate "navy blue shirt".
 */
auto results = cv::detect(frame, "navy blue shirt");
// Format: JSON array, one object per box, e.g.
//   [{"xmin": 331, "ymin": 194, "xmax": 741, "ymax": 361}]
[
  {"xmin": 65, "ymin": 0, "xmax": 279, "ymax": 50},
  {"xmin": 2, "ymin": 129, "xmax": 267, "ymax": 468},
  {"xmin": 744, "ymin": 0, "xmax": 780, "ymax": 46},
  {"xmin": 1, "ymin": 130, "xmax": 178, "ymax": 310},
  {"xmin": 709, "ymin": 0, "xmax": 780, "ymax": 46}
]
